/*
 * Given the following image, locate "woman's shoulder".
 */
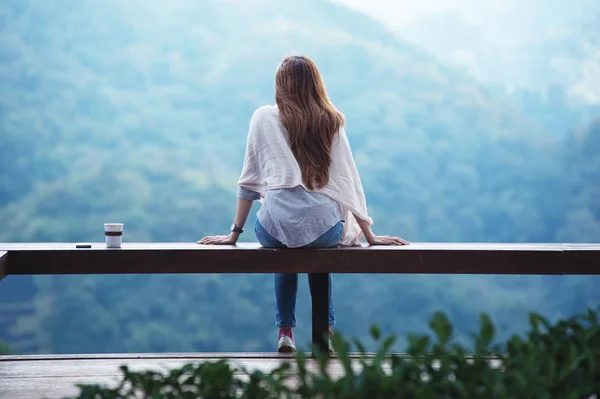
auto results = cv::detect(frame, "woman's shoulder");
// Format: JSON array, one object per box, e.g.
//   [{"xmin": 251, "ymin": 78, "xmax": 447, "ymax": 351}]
[
  {"xmin": 250, "ymin": 105, "xmax": 281, "ymax": 130},
  {"xmin": 248, "ymin": 105, "xmax": 280, "ymax": 133},
  {"xmin": 251, "ymin": 104, "xmax": 279, "ymax": 120}
]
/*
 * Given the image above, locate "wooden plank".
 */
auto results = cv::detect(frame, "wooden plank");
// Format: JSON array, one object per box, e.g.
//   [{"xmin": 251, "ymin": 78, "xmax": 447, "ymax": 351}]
[
  {"xmin": 1, "ymin": 242, "xmax": 598, "ymax": 275},
  {"xmin": 0, "ymin": 355, "xmax": 302, "ymax": 399},
  {"xmin": 1, "ymin": 375, "xmax": 301, "ymax": 399},
  {"xmin": 0, "ymin": 353, "xmax": 503, "ymax": 399},
  {"xmin": 0, "ymin": 375, "xmax": 120, "ymax": 399},
  {"xmin": 0, "ymin": 357, "xmax": 294, "ymax": 378},
  {"xmin": 0, "ymin": 375, "xmax": 297, "ymax": 399},
  {"xmin": 0, "ymin": 352, "xmax": 403, "ymax": 364},
  {"xmin": 0, "ymin": 242, "xmax": 575, "ymax": 251},
  {"xmin": 0, "ymin": 355, "xmax": 351, "ymax": 399},
  {"xmin": 562, "ymin": 243, "xmax": 600, "ymax": 271},
  {"xmin": 0, "ymin": 352, "xmax": 296, "ymax": 361},
  {"xmin": 0, "ymin": 376, "xmax": 300, "ymax": 399},
  {"xmin": 0, "ymin": 251, "xmax": 6, "ymax": 281}
]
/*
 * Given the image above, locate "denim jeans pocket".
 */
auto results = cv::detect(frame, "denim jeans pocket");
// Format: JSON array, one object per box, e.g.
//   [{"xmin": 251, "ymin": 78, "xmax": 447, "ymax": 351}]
[
  {"xmin": 311, "ymin": 221, "xmax": 343, "ymax": 248},
  {"xmin": 254, "ymin": 219, "xmax": 268, "ymax": 245},
  {"xmin": 255, "ymin": 219, "xmax": 286, "ymax": 248}
]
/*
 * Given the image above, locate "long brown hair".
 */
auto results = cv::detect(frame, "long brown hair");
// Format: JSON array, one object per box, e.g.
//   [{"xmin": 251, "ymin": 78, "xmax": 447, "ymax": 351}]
[{"xmin": 275, "ymin": 55, "xmax": 344, "ymax": 191}]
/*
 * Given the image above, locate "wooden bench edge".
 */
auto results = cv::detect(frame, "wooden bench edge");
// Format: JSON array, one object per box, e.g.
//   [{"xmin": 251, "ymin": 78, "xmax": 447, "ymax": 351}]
[{"xmin": 0, "ymin": 251, "xmax": 7, "ymax": 281}]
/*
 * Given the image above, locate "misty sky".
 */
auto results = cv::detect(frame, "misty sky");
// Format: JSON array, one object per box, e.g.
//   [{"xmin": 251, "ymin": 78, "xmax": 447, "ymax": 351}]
[
  {"xmin": 331, "ymin": 0, "xmax": 592, "ymax": 44},
  {"xmin": 333, "ymin": 0, "xmax": 491, "ymax": 28}
]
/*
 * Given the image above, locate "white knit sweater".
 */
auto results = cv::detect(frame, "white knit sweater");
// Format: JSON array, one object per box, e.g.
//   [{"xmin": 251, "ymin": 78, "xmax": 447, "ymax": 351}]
[{"xmin": 237, "ymin": 105, "xmax": 373, "ymax": 246}]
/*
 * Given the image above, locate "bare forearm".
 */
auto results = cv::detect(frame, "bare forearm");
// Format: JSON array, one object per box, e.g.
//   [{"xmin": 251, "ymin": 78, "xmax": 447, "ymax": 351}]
[
  {"xmin": 197, "ymin": 197, "xmax": 254, "ymax": 245},
  {"xmin": 352, "ymin": 213, "xmax": 409, "ymax": 246},
  {"xmin": 353, "ymin": 214, "xmax": 374, "ymax": 243}
]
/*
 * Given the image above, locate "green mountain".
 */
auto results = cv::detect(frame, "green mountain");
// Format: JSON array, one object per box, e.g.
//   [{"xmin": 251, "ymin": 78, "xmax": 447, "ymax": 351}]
[{"xmin": 0, "ymin": 0, "xmax": 598, "ymax": 354}]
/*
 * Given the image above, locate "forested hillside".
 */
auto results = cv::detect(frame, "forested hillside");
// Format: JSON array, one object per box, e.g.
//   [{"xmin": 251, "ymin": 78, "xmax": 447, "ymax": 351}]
[{"xmin": 0, "ymin": 0, "xmax": 598, "ymax": 354}]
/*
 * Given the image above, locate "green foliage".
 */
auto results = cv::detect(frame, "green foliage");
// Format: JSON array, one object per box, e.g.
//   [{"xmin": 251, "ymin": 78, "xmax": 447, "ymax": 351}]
[
  {"xmin": 69, "ymin": 309, "xmax": 600, "ymax": 399},
  {"xmin": 73, "ymin": 361, "xmax": 292, "ymax": 399},
  {"xmin": 0, "ymin": 340, "xmax": 13, "ymax": 355}
]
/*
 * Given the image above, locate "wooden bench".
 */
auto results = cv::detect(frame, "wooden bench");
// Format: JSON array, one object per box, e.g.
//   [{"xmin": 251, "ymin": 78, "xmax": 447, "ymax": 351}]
[{"xmin": 1, "ymin": 242, "xmax": 599, "ymax": 354}]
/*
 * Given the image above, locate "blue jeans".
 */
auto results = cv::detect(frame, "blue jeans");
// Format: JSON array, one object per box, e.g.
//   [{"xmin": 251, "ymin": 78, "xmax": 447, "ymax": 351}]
[{"xmin": 255, "ymin": 219, "xmax": 342, "ymax": 328}]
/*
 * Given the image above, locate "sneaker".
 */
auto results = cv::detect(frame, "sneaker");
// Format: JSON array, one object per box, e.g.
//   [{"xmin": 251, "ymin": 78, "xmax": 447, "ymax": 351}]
[{"xmin": 277, "ymin": 328, "xmax": 296, "ymax": 353}]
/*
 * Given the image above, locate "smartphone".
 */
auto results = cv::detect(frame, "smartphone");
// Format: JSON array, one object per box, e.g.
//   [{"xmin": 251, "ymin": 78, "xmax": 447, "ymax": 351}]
[{"xmin": 75, "ymin": 243, "xmax": 92, "ymax": 248}]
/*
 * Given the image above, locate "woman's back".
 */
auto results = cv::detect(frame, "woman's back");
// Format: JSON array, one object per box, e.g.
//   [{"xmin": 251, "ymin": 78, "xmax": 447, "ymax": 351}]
[
  {"xmin": 238, "ymin": 103, "xmax": 371, "ymax": 246},
  {"xmin": 198, "ymin": 54, "xmax": 408, "ymax": 353},
  {"xmin": 237, "ymin": 105, "xmax": 342, "ymax": 248}
]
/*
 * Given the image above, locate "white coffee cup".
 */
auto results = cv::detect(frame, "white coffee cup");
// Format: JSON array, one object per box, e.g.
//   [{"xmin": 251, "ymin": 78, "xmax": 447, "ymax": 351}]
[{"xmin": 104, "ymin": 223, "xmax": 124, "ymax": 248}]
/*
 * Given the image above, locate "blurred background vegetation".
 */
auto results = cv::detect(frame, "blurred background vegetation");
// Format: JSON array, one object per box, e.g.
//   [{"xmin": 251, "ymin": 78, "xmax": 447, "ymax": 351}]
[{"xmin": 0, "ymin": 0, "xmax": 598, "ymax": 354}]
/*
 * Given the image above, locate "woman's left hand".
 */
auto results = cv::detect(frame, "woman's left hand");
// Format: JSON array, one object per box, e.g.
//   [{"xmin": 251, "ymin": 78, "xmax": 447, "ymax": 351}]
[{"xmin": 197, "ymin": 233, "xmax": 238, "ymax": 245}]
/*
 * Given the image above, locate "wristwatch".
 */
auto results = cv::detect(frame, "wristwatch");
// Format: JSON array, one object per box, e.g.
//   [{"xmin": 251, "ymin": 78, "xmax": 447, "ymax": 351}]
[{"xmin": 230, "ymin": 223, "xmax": 244, "ymax": 234}]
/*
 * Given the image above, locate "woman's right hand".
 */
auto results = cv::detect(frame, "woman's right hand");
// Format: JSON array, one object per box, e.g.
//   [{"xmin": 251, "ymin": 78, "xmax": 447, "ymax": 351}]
[
  {"xmin": 352, "ymin": 214, "xmax": 409, "ymax": 245},
  {"xmin": 367, "ymin": 235, "xmax": 409, "ymax": 246}
]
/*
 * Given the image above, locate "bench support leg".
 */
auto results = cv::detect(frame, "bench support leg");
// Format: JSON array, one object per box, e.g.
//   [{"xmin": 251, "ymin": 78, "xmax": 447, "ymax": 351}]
[{"xmin": 310, "ymin": 272, "xmax": 330, "ymax": 356}]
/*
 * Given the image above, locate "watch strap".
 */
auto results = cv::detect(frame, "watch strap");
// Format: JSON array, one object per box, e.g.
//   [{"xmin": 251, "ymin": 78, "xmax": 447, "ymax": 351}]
[{"xmin": 231, "ymin": 223, "xmax": 244, "ymax": 234}]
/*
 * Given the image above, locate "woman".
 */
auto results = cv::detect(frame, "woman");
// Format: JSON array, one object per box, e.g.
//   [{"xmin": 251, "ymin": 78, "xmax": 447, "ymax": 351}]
[{"xmin": 198, "ymin": 55, "xmax": 409, "ymax": 352}]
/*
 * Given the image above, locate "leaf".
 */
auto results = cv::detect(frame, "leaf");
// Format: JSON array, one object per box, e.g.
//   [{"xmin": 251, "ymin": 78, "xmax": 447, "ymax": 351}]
[
  {"xmin": 370, "ymin": 325, "xmax": 381, "ymax": 341},
  {"xmin": 429, "ymin": 312, "xmax": 453, "ymax": 346},
  {"xmin": 352, "ymin": 337, "xmax": 367, "ymax": 355},
  {"xmin": 477, "ymin": 313, "xmax": 496, "ymax": 352},
  {"xmin": 529, "ymin": 312, "xmax": 551, "ymax": 334},
  {"xmin": 407, "ymin": 334, "xmax": 430, "ymax": 357},
  {"xmin": 382, "ymin": 335, "xmax": 397, "ymax": 352}
]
